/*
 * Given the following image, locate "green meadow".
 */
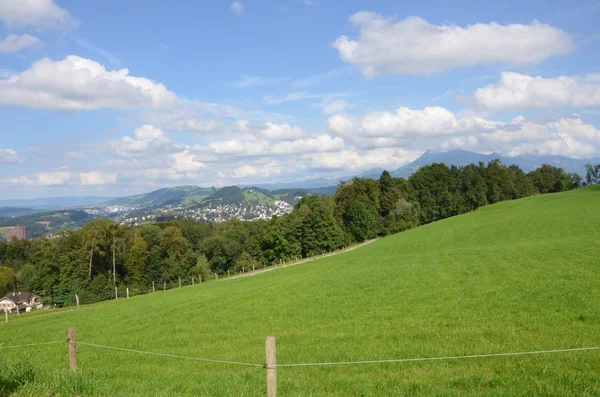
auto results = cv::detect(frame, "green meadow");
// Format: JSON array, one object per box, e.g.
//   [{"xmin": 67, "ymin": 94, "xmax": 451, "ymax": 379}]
[{"xmin": 2, "ymin": 186, "xmax": 600, "ymax": 396}]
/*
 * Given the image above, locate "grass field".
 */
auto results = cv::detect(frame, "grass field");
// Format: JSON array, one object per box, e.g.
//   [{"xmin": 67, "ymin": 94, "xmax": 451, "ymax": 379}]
[{"xmin": 2, "ymin": 186, "xmax": 600, "ymax": 396}]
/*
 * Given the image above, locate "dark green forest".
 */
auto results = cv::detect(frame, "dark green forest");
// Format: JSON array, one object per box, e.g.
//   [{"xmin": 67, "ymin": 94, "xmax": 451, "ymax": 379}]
[{"xmin": 1, "ymin": 160, "xmax": 597, "ymax": 306}]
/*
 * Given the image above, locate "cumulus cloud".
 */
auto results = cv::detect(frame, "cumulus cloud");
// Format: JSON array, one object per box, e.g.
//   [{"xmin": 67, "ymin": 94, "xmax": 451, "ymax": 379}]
[
  {"xmin": 230, "ymin": 1, "xmax": 244, "ymax": 15},
  {"xmin": 115, "ymin": 125, "xmax": 178, "ymax": 156},
  {"xmin": 80, "ymin": 172, "xmax": 117, "ymax": 185},
  {"xmin": 308, "ymin": 148, "xmax": 422, "ymax": 171},
  {"xmin": 333, "ymin": 13, "xmax": 574, "ymax": 77},
  {"xmin": 0, "ymin": 0, "xmax": 77, "ymax": 30},
  {"xmin": 0, "ymin": 149, "xmax": 19, "ymax": 163},
  {"xmin": 260, "ymin": 122, "xmax": 304, "ymax": 140},
  {"xmin": 206, "ymin": 134, "xmax": 343, "ymax": 157},
  {"xmin": 166, "ymin": 119, "xmax": 225, "ymax": 133},
  {"xmin": 0, "ymin": 34, "xmax": 42, "ymax": 53},
  {"xmin": 473, "ymin": 72, "xmax": 600, "ymax": 111},
  {"xmin": 231, "ymin": 160, "xmax": 281, "ymax": 178},
  {"xmin": 328, "ymin": 106, "xmax": 500, "ymax": 138},
  {"xmin": 37, "ymin": 171, "xmax": 71, "ymax": 185},
  {"xmin": 169, "ymin": 150, "xmax": 206, "ymax": 172},
  {"xmin": 0, "ymin": 56, "xmax": 178, "ymax": 110}
]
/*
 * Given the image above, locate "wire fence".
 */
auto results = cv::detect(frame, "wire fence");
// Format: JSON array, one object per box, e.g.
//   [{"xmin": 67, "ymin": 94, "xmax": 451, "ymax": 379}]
[
  {"xmin": 3, "ymin": 336, "xmax": 599, "ymax": 396},
  {"xmin": 2, "ymin": 338, "xmax": 599, "ymax": 368}
]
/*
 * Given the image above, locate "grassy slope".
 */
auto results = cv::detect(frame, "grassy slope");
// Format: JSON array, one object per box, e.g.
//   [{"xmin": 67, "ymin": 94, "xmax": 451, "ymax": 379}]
[{"xmin": 2, "ymin": 187, "xmax": 600, "ymax": 396}]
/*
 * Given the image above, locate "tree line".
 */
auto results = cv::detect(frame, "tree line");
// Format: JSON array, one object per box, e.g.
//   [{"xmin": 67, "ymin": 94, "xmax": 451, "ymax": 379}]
[{"xmin": 0, "ymin": 160, "xmax": 597, "ymax": 306}]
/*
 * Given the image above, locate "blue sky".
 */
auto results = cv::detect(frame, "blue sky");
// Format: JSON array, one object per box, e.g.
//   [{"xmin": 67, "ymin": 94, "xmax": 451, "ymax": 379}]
[{"xmin": 1, "ymin": 0, "xmax": 600, "ymax": 199}]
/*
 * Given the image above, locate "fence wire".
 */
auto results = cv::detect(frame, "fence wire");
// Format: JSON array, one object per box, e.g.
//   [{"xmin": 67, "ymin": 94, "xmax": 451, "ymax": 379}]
[
  {"xmin": 74, "ymin": 341, "xmax": 264, "ymax": 368},
  {"xmin": 0, "ymin": 341, "xmax": 65, "ymax": 349},
  {"xmin": 273, "ymin": 346, "xmax": 600, "ymax": 367}
]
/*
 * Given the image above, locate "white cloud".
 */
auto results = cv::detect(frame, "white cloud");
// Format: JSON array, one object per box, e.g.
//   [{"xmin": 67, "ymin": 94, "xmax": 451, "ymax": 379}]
[
  {"xmin": 233, "ymin": 75, "xmax": 284, "ymax": 88},
  {"xmin": 80, "ymin": 172, "xmax": 117, "ymax": 185},
  {"xmin": 0, "ymin": 176, "xmax": 35, "ymax": 186},
  {"xmin": 37, "ymin": 171, "xmax": 70, "ymax": 185},
  {"xmin": 166, "ymin": 119, "xmax": 225, "ymax": 133},
  {"xmin": 0, "ymin": 34, "xmax": 42, "ymax": 53},
  {"xmin": 0, "ymin": 56, "xmax": 178, "ymax": 110},
  {"xmin": 308, "ymin": 148, "xmax": 422, "ymax": 170},
  {"xmin": 231, "ymin": 1, "xmax": 244, "ymax": 15},
  {"xmin": 323, "ymin": 100, "xmax": 348, "ymax": 115},
  {"xmin": 0, "ymin": 0, "xmax": 77, "ymax": 30},
  {"xmin": 440, "ymin": 136, "xmax": 479, "ymax": 150},
  {"xmin": 232, "ymin": 160, "xmax": 281, "ymax": 178},
  {"xmin": 264, "ymin": 91, "xmax": 349, "ymax": 105},
  {"xmin": 328, "ymin": 114, "xmax": 356, "ymax": 136},
  {"xmin": 206, "ymin": 133, "xmax": 343, "ymax": 157},
  {"xmin": 547, "ymin": 116, "xmax": 600, "ymax": 141},
  {"xmin": 333, "ymin": 13, "xmax": 574, "ymax": 77},
  {"xmin": 271, "ymin": 134, "xmax": 344, "ymax": 154},
  {"xmin": 170, "ymin": 150, "xmax": 206, "ymax": 172},
  {"xmin": 473, "ymin": 72, "xmax": 600, "ymax": 111},
  {"xmin": 115, "ymin": 125, "xmax": 180, "ymax": 157},
  {"xmin": 260, "ymin": 122, "xmax": 304, "ymax": 140},
  {"xmin": 329, "ymin": 106, "xmax": 500, "ymax": 138},
  {"xmin": 0, "ymin": 149, "xmax": 19, "ymax": 163}
]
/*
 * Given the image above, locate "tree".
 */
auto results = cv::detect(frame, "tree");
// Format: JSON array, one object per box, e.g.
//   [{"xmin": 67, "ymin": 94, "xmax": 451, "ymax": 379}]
[
  {"xmin": 126, "ymin": 233, "xmax": 149, "ymax": 286},
  {"xmin": 584, "ymin": 163, "xmax": 600, "ymax": 185},
  {"xmin": 409, "ymin": 163, "xmax": 459, "ymax": 224},
  {"xmin": 343, "ymin": 199, "xmax": 379, "ymax": 242}
]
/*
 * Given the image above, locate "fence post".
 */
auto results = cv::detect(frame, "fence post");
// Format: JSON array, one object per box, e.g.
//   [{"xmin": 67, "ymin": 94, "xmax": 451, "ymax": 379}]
[
  {"xmin": 266, "ymin": 336, "xmax": 277, "ymax": 397},
  {"xmin": 4, "ymin": 308, "xmax": 7, "ymax": 323},
  {"xmin": 179, "ymin": 277, "xmax": 182, "ymax": 288},
  {"xmin": 115, "ymin": 286, "xmax": 118, "ymax": 299},
  {"xmin": 152, "ymin": 281, "xmax": 155, "ymax": 293},
  {"xmin": 16, "ymin": 305, "xmax": 19, "ymax": 316},
  {"xmin": 75, "ymin": 294, "xmax": 79, "ymax": 309},
  {"xmin": 164, "ymin": 282, "xmax": 166, "ymax": 291},
  {"xmin": 215, "ymin": 273, "xmax": 218, "ymax": 280},
  {"xmin": 192, "ymin": 277, "xmax": 195, "ymax": 286},
  {"xmin": 126, "ymin": 288, "xmax": 130, "ymax": 299},
  {"xmin": 228, "ymin": 270, "xmax": 230, "ymax": 277},
  {"xmin": 68, "ymin": 327, "xmax": 77, "ymax": 372},
  {"xmin": 253, "ymin": 264, "xmax": 255, "ymax": 271},
  {"xmin": 199, "ymin": 275, "xmax": 202, "ymax": 283}
]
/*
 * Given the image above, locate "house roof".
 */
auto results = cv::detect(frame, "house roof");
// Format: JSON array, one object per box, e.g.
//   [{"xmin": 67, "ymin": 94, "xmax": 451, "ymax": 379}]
[{"xmin": 3, "ymin": 292, "xmax": 37, "ymax": 304}]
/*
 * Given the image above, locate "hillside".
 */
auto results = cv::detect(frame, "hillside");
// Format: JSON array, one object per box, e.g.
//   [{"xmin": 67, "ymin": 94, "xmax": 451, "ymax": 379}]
[
  {"xmin": 2, "ymin": 186, "xmax": 599, "ymax": 395},
  {"xmin": 104, "ymin": 186, "xmax": 217, "ymax": 208}
]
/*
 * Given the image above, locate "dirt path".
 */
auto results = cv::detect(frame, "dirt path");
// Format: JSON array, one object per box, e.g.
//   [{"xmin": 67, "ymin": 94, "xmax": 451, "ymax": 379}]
[{"xmin": 224, "ymin": 239, "xmax": 377, "ymax": 282}]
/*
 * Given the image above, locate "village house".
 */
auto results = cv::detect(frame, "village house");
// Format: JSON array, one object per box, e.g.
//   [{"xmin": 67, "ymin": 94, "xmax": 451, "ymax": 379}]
[{"xmin": 0, "ymin": 292, "xmax": 41, "ymax": 313}]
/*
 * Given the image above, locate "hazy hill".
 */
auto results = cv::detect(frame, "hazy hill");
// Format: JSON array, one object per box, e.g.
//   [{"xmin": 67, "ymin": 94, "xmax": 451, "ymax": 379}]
[{"xmin": 105, "ymin": 186, "xmax": 217, "ymax": 208}]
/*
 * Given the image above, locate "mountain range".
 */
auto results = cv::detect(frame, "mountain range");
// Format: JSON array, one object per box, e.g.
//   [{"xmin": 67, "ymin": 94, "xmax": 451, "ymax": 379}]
[{"xmin": 1, "ymin": 150, "xmax": 598, "ymax": 220}]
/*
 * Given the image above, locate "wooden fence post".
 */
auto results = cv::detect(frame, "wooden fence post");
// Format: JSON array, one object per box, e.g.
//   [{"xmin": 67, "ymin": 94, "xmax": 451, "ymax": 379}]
[
  {"xmin": 192, "ymin": 277, "xmax": 195, "ymax": 286},
  {"xmin": 199, "ymin": 275, "xmax": 202, "ymax": 283},
  {"xmin": 164, "ymin": 282, "xmax": 166, "ymax": 291},
  {"xmin": 126, "ymin": 288, "xmax": 130, "ymax": 299},
  {"xmin": 16, "ymin": 305, "xmax": 19, "ymax": 316},
  {"xmin": 68, "ymin": 327, "xmax": 77, "ymax": 372},
  {"xmin": 253, "ymin": 264, "xmax": 255, "ymax": 271},
  {"xmin": 266, "ymin": 336, "xmax": 277, "ymax": 397},
  {"xmin": 75, "ymin": 294, "xmax": 79, "ymax": 309},
  {"xmin": 152, "ymin": 281, "xmax": 155, "ymax": 293},
  {"xmin": 115, "ymin": 286, "xmax": 118, "ymax": 299},
  {"xmin": 179, "ymin": 277, "xmax": 182, "ymax": 288},
  {"xmin": 215, "ymin": 273, "xmax": 218, "ymax": 280},
  {"xmin": 4, "ymin": 308, "xmax": 7, "ymax": 323},
  {"xmin": 228, "ymin": 270, "xmax": 230, "ymax": 277}
]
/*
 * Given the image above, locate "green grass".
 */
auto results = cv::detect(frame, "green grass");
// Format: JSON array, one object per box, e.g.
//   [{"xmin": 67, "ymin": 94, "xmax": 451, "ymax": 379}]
[
  {"xmin": 2, "ymin": 186, "xmax": 600, "ymax": 396},
  {"xmin": 243, "ymin": 191, "xmax": 276, "ymax": 206}
]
